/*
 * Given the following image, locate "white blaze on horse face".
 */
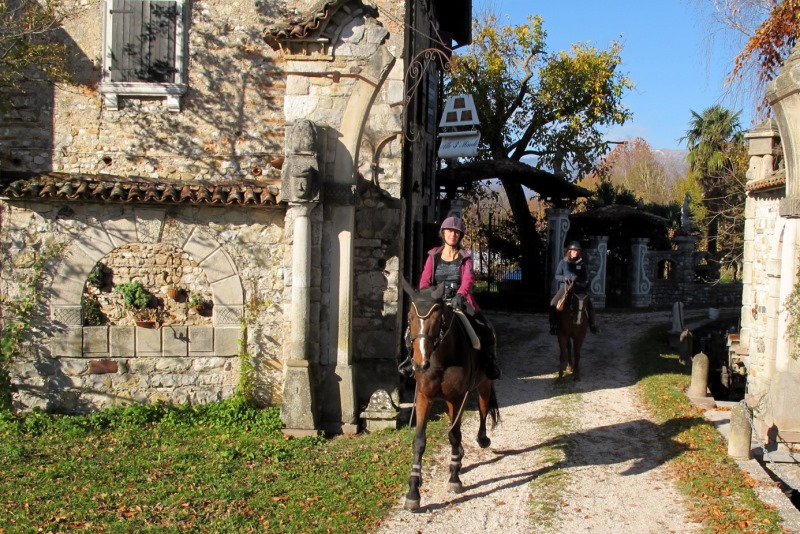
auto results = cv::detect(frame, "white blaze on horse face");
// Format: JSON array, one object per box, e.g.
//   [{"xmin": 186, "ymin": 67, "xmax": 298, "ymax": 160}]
[{"xmin": 416, "ymin": 316, "xmax": 430, "ymax": 362}]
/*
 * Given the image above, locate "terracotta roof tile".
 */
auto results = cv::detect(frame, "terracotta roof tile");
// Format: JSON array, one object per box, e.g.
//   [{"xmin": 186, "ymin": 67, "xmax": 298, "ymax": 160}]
[
  {"xmin": 0, "ymin": 172, "xmax": 282, "ymax": 207},
  {"xmin": 265, "ymin": 1, "xmax": 340, "ymax": 42},
  {"xmin": 745, "ymin": 168, "xmax": 786, "ymax": 193}
]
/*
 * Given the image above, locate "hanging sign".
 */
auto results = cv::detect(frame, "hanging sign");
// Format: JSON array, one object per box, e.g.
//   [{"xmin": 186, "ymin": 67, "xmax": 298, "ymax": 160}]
[
  {"xmin": 439, "ymin": 94, "xmax": 480, "ymax": 128},
  {"xmin": 438, "ymin": 130, "xmax": 481, "ymax": 158}
]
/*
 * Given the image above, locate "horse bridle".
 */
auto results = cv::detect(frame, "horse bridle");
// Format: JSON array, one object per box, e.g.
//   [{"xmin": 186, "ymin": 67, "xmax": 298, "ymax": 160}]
[{"xmin": 409, "ymin": 301, "xmax": 447, "ymax": 372}]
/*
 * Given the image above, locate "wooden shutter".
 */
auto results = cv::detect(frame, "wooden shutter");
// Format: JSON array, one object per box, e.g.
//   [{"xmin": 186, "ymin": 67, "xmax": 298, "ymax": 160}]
[{"xmin": 110, "ymin": 0, "xmax": 177, "ymax": 83}]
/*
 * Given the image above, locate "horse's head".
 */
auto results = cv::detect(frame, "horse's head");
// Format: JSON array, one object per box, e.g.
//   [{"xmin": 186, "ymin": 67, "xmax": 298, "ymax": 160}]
[{"xmin": 402, "ymin": 279, "xmax": 446, "ymax": 373}]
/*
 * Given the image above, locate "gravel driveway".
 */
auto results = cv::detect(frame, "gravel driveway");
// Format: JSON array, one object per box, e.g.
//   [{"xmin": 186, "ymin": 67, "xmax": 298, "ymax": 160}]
[{"xmin": 375, "ymin": 310, "xmax": 704, "ymax": 533}]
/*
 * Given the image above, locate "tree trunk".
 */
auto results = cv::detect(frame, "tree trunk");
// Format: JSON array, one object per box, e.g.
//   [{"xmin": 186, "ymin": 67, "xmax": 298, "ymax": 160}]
[{"xmin": 501, "ymin": 178, "xmax": 544, "ymax": 297}]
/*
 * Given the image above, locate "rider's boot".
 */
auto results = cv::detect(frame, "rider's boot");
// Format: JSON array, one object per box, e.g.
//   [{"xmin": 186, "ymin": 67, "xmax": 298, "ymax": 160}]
[
  {"xmin": 483, "ymin": 325, "xmax": 502, "ymax": 380},
  {"xmin": 398, "ymin": 326, "xmax": 414, "ymax": 377},
  {"xmin": 588, "ymin": 301, "xmax": 600, "ymax": 334},
  {"xmin": 484, "ymin": 344, "xmax": 502, "ymax": 380},
  {"xmin": 549, "ymin": 306, "xmax": 558, "ymax": 335}
]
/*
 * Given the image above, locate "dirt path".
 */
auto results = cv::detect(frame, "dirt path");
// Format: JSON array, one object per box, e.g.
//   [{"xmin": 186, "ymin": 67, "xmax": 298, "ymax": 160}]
[{"xmin": 375, "ymin": 310, "xmax": 703, "ymax": 534}]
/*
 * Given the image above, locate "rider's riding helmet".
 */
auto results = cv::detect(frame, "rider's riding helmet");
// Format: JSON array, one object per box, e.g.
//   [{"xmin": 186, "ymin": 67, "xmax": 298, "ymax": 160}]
[
  {"xmin": 440, "ymin": 216, "xmax": 465, "ymax": 237},
  {"xmin": 567, "ymin": 241, "xmax": 582, "ymax": 252}
]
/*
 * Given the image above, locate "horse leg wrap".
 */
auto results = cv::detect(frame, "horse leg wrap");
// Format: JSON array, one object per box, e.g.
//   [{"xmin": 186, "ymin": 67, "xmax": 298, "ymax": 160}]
[{"xmin": 409, "ymin": 464, "xmax": 421, "ymax": 478}]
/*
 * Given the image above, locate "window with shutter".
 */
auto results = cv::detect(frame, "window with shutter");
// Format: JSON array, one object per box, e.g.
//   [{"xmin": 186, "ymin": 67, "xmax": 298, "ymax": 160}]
[{"xmin": 99, "ymin": 0, "xmax": 187, "ymax": 111}]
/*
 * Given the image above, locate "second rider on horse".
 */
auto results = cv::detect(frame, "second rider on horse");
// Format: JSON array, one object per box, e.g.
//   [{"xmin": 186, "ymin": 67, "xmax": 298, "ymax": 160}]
[
  {"xmin": 399, "ymin": 216, "xmax": 502, "ymax": 380},
  {"xmin": 549, "ymin": 241, "xmax": 600, "ymax": 336}
]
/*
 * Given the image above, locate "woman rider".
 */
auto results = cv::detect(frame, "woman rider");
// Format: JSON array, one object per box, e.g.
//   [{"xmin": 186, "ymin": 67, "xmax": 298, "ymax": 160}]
[
  {"xmin": 399, "ymin": 216, "xmax": 502, "ymax": 380},
  {"xmin": 549, "ymin": 241, "xmax": 599, "ymax": 335}
]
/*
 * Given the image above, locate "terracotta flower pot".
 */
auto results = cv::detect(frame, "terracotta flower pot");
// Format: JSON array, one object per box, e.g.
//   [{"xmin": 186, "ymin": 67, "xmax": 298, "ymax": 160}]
[
  {"xmin": 167, "ymin": 287, "xmax": 180, "ymax": 299},
  {"xmin": 135, "ymin": 320, "xmax": 156, "ymax": 328}
]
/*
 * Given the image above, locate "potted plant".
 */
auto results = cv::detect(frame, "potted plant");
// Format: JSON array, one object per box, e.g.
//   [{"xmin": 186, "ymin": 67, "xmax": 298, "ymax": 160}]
[
  {"xmin": 188, "ymin": 294, "xmax": 211, "ymax": 315},
  {"xmin": 166, "ymin": 284, "xmax": 184, "ymax": 300},
  {"xmin": 115, "ymin": 281, "xmax": 156, "ymax": 327}
]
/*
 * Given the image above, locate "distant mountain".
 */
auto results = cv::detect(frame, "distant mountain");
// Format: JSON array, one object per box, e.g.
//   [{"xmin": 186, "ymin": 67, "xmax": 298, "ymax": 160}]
[{"xmin": 653, "ymin": 148, "xmax": 689, "ymax": 176}]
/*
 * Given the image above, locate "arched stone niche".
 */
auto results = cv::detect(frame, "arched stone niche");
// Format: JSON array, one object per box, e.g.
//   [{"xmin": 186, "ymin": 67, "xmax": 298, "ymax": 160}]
[{"xmin": 48, "ymin": 208, "xmax": 244, "ymax": 364}]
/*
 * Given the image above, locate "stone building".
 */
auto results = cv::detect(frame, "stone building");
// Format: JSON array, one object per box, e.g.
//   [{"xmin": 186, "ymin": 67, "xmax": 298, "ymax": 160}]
[
  {"xmin": 0, "ymin": 0, "xmax": 472, "ymax": 434},
  {"xmin": 734, "ymin": 41, "xmax": 800, "ymax": 442}
]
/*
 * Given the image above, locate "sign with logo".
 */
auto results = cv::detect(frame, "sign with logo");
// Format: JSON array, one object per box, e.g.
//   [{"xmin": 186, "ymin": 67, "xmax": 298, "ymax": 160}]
[
  {"xmin": 439, "ymin": 94, "xmax": 480, "ymax": 128},
  {"xmin": 438, "ymin": 131, "xmax": 481, "ymax": 158}
]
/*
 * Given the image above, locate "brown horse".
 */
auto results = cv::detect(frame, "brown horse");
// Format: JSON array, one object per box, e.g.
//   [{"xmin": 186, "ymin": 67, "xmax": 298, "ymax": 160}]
[
  {"xmin": 401, "ymin": 279, "xmax": 500, "ymax": 511},
  {"xmin": 555, "ymin": 280, "xmax": 589, "ymax": 380}
]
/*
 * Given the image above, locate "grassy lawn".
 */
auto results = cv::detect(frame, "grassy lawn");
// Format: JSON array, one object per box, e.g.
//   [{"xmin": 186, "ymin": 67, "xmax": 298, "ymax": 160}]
[
  {"xmin": 0, "ymin": 398, "xmax": 447, "ymax": 533},
  {"xmin": 633, "ymin": 322, "xmax": 786, "ymax": 533},
  {"xmin": 0, "ymin": 317, "xmax": 791, "ymax": 533}
]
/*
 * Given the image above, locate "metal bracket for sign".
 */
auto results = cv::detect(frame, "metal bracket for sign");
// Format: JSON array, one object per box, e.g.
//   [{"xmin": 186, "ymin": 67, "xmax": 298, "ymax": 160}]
[{"xmin": 403, "ymin": 48, "xmax": 451, "ymax": 142}]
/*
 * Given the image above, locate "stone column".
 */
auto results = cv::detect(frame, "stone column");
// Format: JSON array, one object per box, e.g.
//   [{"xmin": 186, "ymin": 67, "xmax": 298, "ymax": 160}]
[
  {"xmin": 629, "ymin": 237, "xmax": 652, "ymax": 307},
  {"xmin": 546, "ymin": 208, "xmax": 570, "ymax": 297},
  {"xmin": 588, "ymin": 235, "xmax": 608, "ymax": 309},
  {"xmin": 281, "ymin": 203, "xmax": 318, "ymax": 436},
  {"xmin": 325, "ymin": 47, "xmax": 396, "ymax": 434},
  {"xmin": 673, "ymin": 234, "xmax": 698, "ymax": 303},
  {"xmin": 280, "ymin": 120, "xmax": 322, "ymax": 437},
  {"xmin": 766, "ymin": 40, "xmax": 800, "ymax": 433}
]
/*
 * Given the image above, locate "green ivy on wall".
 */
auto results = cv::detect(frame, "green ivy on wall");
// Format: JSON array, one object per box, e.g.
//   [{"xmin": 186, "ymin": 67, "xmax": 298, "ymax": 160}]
[{"xmin": 1, "ymin": 237, "xmax": 66, "ymax": 411}]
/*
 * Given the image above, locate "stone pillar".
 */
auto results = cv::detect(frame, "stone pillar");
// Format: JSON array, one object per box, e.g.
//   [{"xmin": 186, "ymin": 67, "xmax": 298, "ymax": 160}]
[
  {"xmin": 546, "ymin": 208, "xmax": 571, "ymax": 297},
  {"xmin": 673, "ymin": 235, "xmax": 698, "ymax": 303},
  {"xmin": 280, "ymin": 120, "xmax": 321, "ymax": 437},
  {"xmin": 324, "ymin": 47, "xmax": 395, "ymax": 434},
  {"xmin": 588, "ymin": 235, "xmax": 608, "ymax": 308},
  {"xmin": 742, "ymin": 121, "xmax": 780, "ymax": 352},
  {"xmin": 688, "ymin": 352, "xmax": 710, "ymax": 398},
  {"xmin": 766, "ymin": 43, "xmax": 800, "ymax": 433},
  {"xmin": 629, "ymin": 237, "xmax": 652, "ymax": 307},
  {"xmin": 728, "ymin": 403, "xmax": 753, "ymax": 459}
]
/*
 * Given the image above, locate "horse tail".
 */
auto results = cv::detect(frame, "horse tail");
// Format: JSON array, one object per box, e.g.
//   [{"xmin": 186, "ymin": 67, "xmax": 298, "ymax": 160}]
[{"xmin": 488, "ymin": 384, "xmax": 500, "ymax": 430}]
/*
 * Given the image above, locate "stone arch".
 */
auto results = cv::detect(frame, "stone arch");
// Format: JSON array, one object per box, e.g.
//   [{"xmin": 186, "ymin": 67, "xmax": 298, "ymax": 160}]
[{"xmin": 50, "ymin": 209, "xmax": 244, "ymax": 327}]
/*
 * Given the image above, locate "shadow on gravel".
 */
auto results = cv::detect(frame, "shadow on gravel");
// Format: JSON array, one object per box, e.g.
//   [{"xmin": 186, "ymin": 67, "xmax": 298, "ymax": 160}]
[{"xmin": 414, "ymin": 415, "xmax": 704, "ymax": 513}]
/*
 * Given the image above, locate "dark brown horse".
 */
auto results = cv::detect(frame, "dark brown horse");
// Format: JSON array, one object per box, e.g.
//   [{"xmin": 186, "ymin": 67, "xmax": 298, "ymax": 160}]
[
  {"xmin": 401, "ymin": 279, "xmax": 500, "ymax": 511},
  {"xmin": 555, "ymin": 280, "xmax": 589, "ymax": 380}
]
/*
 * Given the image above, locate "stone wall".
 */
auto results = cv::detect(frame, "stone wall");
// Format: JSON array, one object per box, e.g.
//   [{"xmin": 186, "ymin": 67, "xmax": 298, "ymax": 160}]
[
  {"xmin": 2, "ymin": 200, "xmax": 286, "ymax": 412},
  {"xmin": 0, "ymin": 0, "xmax": 287, "ymax": 181},
  {"xmin": 739, "ymin": 191, "xmax": 783, "ymax": 405},
  {"xmin": 87, "ymin": 243, "xmax": 213, "ymax": 326}
]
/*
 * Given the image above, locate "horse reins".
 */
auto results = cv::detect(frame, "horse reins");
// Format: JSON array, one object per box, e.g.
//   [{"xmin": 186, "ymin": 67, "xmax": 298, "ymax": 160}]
[{"xmin": 408, "ymin": 301, "xmax": 447, "ymax": 372}]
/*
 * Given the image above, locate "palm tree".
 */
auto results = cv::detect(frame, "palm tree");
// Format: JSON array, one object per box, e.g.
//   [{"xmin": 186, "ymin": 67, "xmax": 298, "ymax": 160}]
[{"xmin": 681, "ymin": 105, "xmax": 745, "ymax": 265}]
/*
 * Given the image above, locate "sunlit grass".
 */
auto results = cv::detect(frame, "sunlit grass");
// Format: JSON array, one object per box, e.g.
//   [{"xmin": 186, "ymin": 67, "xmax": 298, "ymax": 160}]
[
  {"xmin": 0, "ymin": 398, "xmax": 449, "ymax": 533},
  {"xmin": 633, "ymin": 324, "xmax": 785, "ymax": 533}
]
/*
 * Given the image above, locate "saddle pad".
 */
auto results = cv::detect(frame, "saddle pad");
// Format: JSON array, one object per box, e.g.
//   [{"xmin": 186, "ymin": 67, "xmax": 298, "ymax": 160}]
[{"xmin": 454, "ymin": 309, "xmax": 481, "ymax": 351}]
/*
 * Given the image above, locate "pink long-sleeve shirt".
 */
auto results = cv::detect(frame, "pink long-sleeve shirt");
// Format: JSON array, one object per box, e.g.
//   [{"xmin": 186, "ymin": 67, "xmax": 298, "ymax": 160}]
[{"xmin": 419, "ymin": 246, "xmax": 481, "ymax": 313}]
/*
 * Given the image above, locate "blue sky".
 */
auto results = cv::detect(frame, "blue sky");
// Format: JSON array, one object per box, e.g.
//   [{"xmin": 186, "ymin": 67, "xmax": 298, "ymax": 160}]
[{"xmin": 473, "ymin": 0, "xmax": 753, "ymax": 151}]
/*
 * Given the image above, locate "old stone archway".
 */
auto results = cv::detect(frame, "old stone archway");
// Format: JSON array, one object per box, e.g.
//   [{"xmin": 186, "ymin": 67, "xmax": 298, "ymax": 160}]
[{"xmin": 28, "ymin": 208, "xmax": 247, "ymax": 411}]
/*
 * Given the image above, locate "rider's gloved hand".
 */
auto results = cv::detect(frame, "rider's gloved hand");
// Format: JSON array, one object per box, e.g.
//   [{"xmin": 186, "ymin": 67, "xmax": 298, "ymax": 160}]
[{"xmin": 451, "ymin": 293, "xmax": 467, "ymax": 311}]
